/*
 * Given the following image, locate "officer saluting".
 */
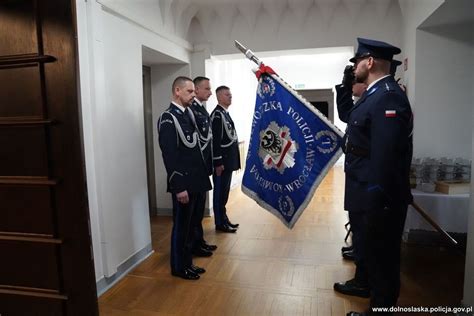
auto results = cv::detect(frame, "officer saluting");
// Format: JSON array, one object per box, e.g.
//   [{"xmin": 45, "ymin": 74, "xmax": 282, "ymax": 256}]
[
  {"xmin": 334, "ymin": 68, "xmax": 371, "ymax": 298},
  {"xmin": 341, "ymin": 38, "xmax": 413, "ymax": 316},
  {"xmin": 158, "ymin": 76, "xmax": 212, "ymax": 280},
  {"xmin": 211, "ymin": 86, "xmax": 241, "ymax": 233}
]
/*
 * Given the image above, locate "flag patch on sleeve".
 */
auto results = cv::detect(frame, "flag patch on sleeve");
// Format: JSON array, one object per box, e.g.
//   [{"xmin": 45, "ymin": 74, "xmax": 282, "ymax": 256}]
[{"xmin": 385, "ymin": 110, "xmax": 396, "ymax": 117}]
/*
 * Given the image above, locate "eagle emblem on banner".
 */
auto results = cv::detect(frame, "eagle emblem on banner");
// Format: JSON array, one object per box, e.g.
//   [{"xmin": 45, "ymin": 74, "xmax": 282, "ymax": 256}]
[{"xmin": 258, "ymin": 121, "xmax": 297, "ymax": 174}]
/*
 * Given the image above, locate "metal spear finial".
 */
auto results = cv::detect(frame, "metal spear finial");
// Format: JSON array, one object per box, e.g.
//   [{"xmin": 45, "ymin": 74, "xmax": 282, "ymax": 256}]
[{"xmin": 234, "ymin": 40, "xmax": 261, "ymax": 66}]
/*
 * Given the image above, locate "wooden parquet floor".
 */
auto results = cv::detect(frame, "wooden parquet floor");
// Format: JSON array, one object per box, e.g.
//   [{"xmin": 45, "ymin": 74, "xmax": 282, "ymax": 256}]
[{"xmin": 99, "ymin": 167, "xmax": 465, "ymax": 315}]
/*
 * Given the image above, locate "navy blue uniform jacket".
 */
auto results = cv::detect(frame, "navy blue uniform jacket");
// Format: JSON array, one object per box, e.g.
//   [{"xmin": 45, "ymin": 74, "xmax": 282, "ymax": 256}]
[
  {"xmin": 158, "ymin": 103, "xmax": 212, "ymax": 194},
  {"xmin": 344, "ymin": 76, "xmax": 413, "ymax": 211},
  {"xmin": 210, "ymin": 105, "xmax": 241, "ymax": 171},
  {"xmin": 335, "ymin": 84, "xmax": 354, "ymax": 123},
  {"xmin": 190, "ymin": 100, "xmax": 213, "ymax": 175}
]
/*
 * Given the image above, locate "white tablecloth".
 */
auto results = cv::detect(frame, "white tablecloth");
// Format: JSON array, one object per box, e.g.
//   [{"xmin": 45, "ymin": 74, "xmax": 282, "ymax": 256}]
[{"xmin": 404, "ymin": 189, "xmax": 470, "ymax": 233}]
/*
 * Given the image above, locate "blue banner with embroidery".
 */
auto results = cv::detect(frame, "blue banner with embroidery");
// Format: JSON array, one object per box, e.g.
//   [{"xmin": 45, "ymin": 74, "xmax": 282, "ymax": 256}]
[{"xmin": 242, "ymin": 73, "xmax": 344, "ymax": 228}]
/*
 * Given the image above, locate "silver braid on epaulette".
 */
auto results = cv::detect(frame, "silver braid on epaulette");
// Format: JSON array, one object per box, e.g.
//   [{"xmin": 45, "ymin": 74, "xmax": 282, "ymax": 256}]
[
  {"xmin": 200, "ymin": 129, "xmax": 212, "ymax": 150},
  {"xmin": 166, "ymin": 110, "xmax": 198, "ymax": 148},
  {"xmin": 220, "ymin": 112, "xmax": 238, "ymax": 147}
]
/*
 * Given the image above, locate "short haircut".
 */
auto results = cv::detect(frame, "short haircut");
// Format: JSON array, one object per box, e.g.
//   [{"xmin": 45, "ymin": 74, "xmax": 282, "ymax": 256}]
[
  {"xmin": 193, "ymin": 76, "xmax": 209, "ymax": 86},
  {"xmin": 172, "ymin": 76, "xmax": 193, "ymax": 93},
  {"xmin": 215, "ymin": 85, "xmax": 229, "ymax": 94}
]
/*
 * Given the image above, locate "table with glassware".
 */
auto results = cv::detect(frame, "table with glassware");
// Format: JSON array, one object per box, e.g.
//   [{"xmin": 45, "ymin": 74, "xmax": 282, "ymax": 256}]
[{"xmin": 405, "ymin": 157, "xmax": 471, "ymax": 234}]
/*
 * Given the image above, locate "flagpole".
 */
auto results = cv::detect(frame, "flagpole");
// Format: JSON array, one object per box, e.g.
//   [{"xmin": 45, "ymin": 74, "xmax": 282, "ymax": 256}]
[
  {"xmin": 411, "ymin": 201, "xmax": 458, "ymax": 246},
  {"xmin": 234, "ymin": 40, "xmax": 261, "ymax": 66},
  {"xmin": 234, "ymin": 40, "xmax": 345, "ymax": 138}
]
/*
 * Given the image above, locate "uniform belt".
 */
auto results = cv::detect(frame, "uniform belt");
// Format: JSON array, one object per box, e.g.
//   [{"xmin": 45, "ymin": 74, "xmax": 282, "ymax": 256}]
[{"xmin": 345, "ymin": 143, "xmax": 369, "ymax": 157}]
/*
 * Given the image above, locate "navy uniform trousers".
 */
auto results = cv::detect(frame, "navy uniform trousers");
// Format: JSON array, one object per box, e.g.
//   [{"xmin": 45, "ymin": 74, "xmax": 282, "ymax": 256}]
[
  {"xmin": 212, "ymin": 169, "xmax": 233, "ymax": 226},
  {"xmin": 366, "ymin": 204, "xmax": 408, "ymax": 310},
  {"xmin": 192, "ymin": 193, "xmax": 207, "ymax": 250},
  {"xmin": 348, "ymin": 212, "xmax": 368, "ymax": 286},
  {"xmin": 171, "ymin": 193, "xmax": 200, "ymax": 273},
  {"xmin": 190, "ymin": 101, "xmax": 213, "ymax": 251},
  {"xmin": 336, "ymin": 84, "xmax": 369, "ymax": 286},
  {"xmin": 210, "ymin": 105, "xmax": 240, "ymax": 227},
  {"xmin": 345, "ymin": 176, "xmax": 369, "ymax": 287}
]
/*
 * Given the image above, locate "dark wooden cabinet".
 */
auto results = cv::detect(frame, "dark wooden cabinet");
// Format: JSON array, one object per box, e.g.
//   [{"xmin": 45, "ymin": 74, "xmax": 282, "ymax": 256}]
[{"xmin": 0, "ymin": 1, "xmax": 98, "ymax": 315}]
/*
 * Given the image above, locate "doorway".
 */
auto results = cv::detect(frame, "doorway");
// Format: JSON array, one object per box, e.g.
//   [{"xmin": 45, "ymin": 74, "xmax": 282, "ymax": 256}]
[
  {"xmin": 142, "ymin": 66, "xmax": 157, "ymax": 217},
  {"xmin": 297, "ymin": 89, "xmax": 334, "ymax": 123}
]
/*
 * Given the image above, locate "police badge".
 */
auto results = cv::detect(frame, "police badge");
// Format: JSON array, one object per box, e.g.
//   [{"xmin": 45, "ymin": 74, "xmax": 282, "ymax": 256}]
[
  {"xmin": 257, "ymin": 76, "xmax": 276, "ymax": 99},
  {"xmin": 258, "ymin": 121, "xmax": 297, "ymax": 174}
]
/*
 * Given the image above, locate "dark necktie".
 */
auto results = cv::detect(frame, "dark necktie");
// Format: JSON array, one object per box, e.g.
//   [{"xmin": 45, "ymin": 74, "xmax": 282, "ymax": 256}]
[{"xmin": 184, "ymin": 107, "xmax": 197, "ymax": 131}]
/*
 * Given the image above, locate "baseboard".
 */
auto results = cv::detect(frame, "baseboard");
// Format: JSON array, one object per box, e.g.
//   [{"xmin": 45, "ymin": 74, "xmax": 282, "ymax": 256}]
[
  {"xmin": 156, "ymin": 207, "xmax": 172, "ymax": 216},
  {"xmin": 96, "ymin": 243, "xmax": 153, "ymax": 296},
  {"xmin": 204, "ymin": 207, "xmax": 213, "ymax": 217}
]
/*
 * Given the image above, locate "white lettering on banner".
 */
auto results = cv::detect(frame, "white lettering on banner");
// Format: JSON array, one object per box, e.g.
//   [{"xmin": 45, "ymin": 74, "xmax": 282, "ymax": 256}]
[
  {"xmin": 249, "ymin": 165, "xmax": 284, "ymax": 193},
  {"xmin": 253, "ymin": 101, "xmax": 283, "ymax": 121},
  {"xmin": 285, "ymin": 164, "xmax": 312, "ymax": 192},
  {"xmin": 287, "ymin": 106, "xmax": 315, "ymax": 145}
]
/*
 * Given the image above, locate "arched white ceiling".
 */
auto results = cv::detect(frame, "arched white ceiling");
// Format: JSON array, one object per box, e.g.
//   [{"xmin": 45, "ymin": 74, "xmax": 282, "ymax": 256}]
[{"xmin": 98, "ymin": 0, "xmax": 404, "ymax": 54}]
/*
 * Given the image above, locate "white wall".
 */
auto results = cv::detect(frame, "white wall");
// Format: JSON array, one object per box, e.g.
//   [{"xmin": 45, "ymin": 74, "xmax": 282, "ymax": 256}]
[
  {"xmin": 398, "ymin": 0, "xmax": 444, "ymax": 104},
  {"xmin": 76, "ymin": 0, "xmax": 105, "ymax": 281},
  {"xmin": 76, "ymin": 0, "xmax": 191, "ymax": 284},
  {"xmin": 414, "ymin": 25, "xmax": 473, "ymax": 159},
  {"xmin": 97, "ymin": 0, "xmax": 195, "ymax": 44}
]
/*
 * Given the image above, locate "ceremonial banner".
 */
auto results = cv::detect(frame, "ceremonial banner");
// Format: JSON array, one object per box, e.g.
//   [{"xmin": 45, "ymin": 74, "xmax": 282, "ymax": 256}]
[{"xmin": 241, "ymin": 70, "xmax": 344, "ymax": 228}]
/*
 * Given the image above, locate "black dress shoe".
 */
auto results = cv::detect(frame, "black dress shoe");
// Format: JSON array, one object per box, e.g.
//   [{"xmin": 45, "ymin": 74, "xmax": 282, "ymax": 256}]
[
  {"xmin": 341, "ymin": 245, "xmax": 354, "ymax": 253},
  {"xmin": 202, "ymin": 243, "xmax": 217, "ymax": 251},
  {"xmin": 188, "ymin": 265, "xmax": 206, "ymax": 274},
  {"xmin": 226, "ymin": 221, "xmax": 239, "ymax": 228},
  {"xmin": 171, "ymin": 269, "xmax": 200, "ymax": 280},
  {"xmin": 334, "ymin": 279, "xmax": 370, "ymax": 298},
  {"xmin": 216, "ymin": 225, "xmax": 237, "ymax": 233},
  {"xmin": 192, "ymin": 247, "xmax": 213, "ymax": 257},
  {"xmin": 342, "ymin": 249, "xmax": 355, "ymax": 261}
]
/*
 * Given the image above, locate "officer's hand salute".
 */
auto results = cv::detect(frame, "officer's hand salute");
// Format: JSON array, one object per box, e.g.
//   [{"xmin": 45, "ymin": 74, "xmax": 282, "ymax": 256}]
[{"xmin": 339, "ymin": 38, "xmax": 413, "ymax": 316}]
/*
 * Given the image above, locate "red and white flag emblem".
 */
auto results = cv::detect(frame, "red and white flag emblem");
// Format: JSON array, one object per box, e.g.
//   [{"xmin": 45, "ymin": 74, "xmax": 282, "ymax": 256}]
[{"xmin": 385, "ymin": 110, "xmax": 396, "ymax": 118}]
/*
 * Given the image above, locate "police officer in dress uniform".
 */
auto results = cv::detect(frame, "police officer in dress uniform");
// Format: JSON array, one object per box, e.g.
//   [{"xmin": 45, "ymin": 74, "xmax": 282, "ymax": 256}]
[
  {"xmin": 189, "ymin": 76, "xmax": 218, "ymax": 257},
  {"xmin": 211, "ymin": 86, "xmax": 241, "ymax": 233},
  {"xmin": 334, "ymin": 70, "xmax": 371, "ymax": 298},
  {"xmin": 335, "ymin": 59, "xmax": 402, "ymax": 255},
  {"xmin": 158, "ymin": 76, "xmax": 212, "ymax": 280},
  {"xmin": 342, "ymin": 38, "xmax": 413, "ymax": 316}
]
